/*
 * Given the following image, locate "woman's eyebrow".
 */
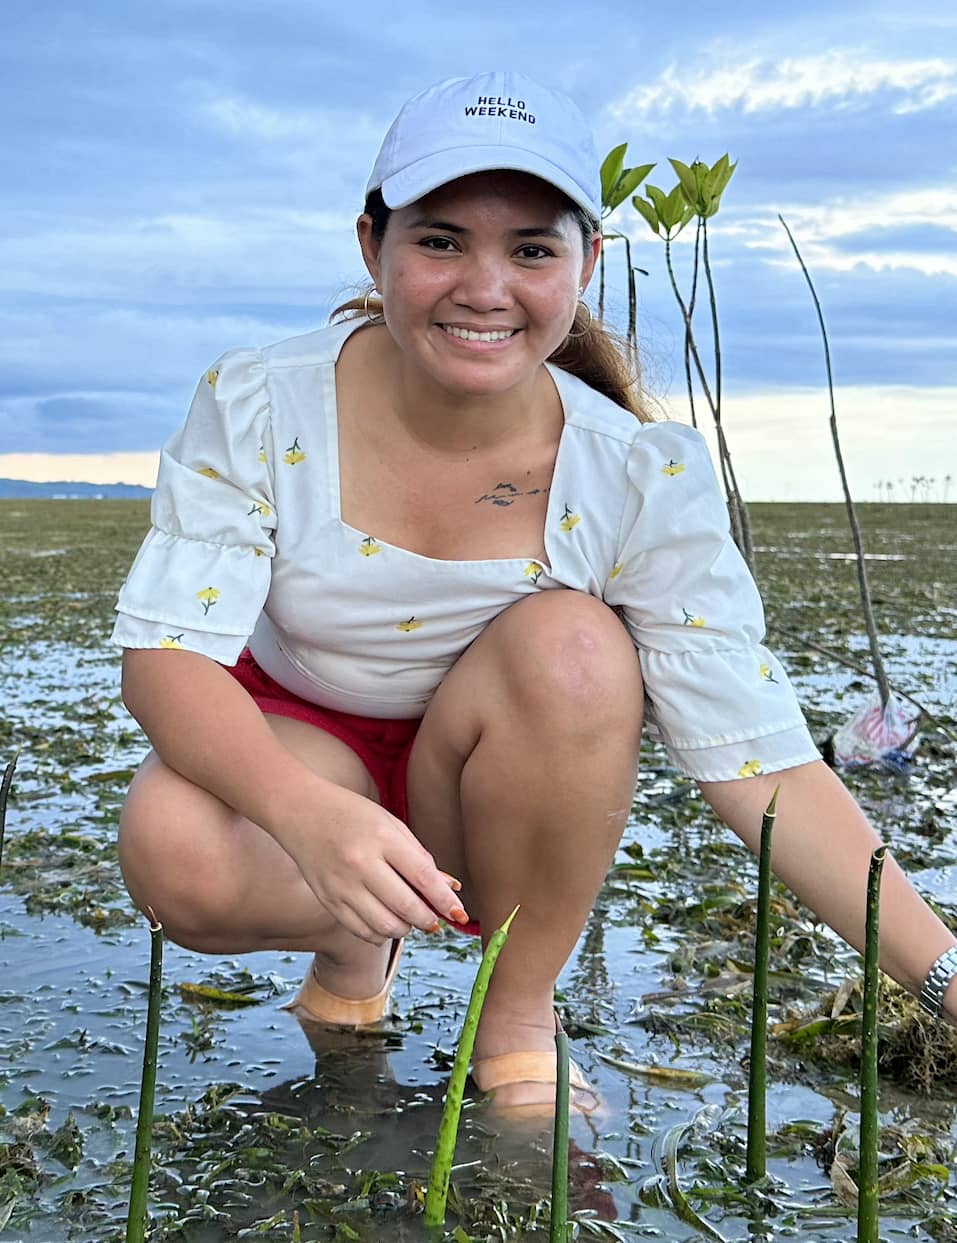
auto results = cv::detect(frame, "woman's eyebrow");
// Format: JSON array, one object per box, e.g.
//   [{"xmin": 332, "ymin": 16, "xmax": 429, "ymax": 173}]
[{"xmin": 405, "ymin": 219, "xmax": 565, "ymax": 239}]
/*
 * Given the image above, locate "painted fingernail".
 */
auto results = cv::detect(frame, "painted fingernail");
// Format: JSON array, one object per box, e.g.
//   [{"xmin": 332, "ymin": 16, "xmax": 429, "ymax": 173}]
[
  {"xmin": 441, "ymin": 872, "xmax": 463, "ymax": 892},
  {"xmin": 450, "ymin": 905, "xmax": 470, "ymax": 925},
  {"xmin": 425, "ymin": 921, "xmax": 441, "ymax": 934}
]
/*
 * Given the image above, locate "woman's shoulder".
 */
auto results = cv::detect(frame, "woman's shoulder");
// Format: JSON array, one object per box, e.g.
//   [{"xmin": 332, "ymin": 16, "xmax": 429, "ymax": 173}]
[
  {"xmin": 260, "ymin": 318, "xmax": 363, "ymax": 371},
  {"xmin": 549, "ymin": 364, "xmax": 706, "ymax": 461}
]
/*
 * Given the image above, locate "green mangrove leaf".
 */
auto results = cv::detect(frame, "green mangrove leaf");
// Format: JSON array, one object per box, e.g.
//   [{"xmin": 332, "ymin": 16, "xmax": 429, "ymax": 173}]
[
  {"xmin": 608, "ymin": 162, "xmax": 656, "ymax": 211},
  {"xmin": 632, "ymin": 196, "xmax": 660, "ymax": 234},
  {"xmin": 600, "ymin": 144, "xmax": 628, "ymax": 205},
  {"xmin": 668, "ymin": 158, "xmax": 698, "ymax": 202}
]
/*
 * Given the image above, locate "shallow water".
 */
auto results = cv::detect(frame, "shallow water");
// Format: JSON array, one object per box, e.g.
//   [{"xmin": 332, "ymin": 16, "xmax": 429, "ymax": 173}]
[{"xmin": 1, "ymin": 501, "xmax": 955, "ymax": 1241}]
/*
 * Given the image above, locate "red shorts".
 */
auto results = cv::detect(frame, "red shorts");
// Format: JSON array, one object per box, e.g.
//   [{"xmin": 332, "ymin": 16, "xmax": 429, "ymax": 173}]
[
  {"xmin": 226, "ymin": 649, "xmax": 419, "ymax": 821},
  {"xmin": 225, "ymin": 650, "xmax": 481, "ymax": 936}
]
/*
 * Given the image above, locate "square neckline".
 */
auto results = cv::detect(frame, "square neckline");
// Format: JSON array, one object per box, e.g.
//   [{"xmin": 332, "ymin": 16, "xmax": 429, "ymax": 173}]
[{"xmin": 325, "ymin": 318, "xmax": 569, "ymax": 570}]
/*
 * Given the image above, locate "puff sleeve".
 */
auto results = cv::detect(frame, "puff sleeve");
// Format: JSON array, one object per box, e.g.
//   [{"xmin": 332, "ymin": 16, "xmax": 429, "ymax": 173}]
[
  {"xmin": 111, "ymin": 350, "xmax": 276, "ymax": 664},
  {"xmin": 604, "ymin": 422, "xmax": 820, "ymax": 782}
]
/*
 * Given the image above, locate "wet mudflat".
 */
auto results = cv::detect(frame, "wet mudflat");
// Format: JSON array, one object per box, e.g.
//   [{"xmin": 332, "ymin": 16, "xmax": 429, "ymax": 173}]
[{"xmin": 0, "ymin": 499, "xmax": 955, "ymax": 1242}]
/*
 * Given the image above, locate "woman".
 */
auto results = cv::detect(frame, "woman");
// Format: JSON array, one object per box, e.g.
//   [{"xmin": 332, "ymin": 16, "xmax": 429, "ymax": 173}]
[{"xmin": 113, "ymin": 71, "xmax": 957, "ymax": 1115}]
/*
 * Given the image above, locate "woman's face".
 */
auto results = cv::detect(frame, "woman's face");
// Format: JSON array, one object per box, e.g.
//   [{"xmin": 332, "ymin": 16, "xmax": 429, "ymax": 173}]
[{"xmin": 358, "ymin": 171, "xmax": 600, "ymax": 400}]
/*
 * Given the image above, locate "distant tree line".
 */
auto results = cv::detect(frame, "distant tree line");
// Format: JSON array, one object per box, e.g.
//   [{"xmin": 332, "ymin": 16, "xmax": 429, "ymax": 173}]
[{"xmin": 872, "ymin": 475, "xmax": 952, "ymax": 502}]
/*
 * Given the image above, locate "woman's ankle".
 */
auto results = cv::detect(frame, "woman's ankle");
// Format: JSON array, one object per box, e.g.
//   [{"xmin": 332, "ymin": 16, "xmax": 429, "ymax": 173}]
[{"xmin": 311, "ymin": 935, "xmax": 393, "ymax": 1001}]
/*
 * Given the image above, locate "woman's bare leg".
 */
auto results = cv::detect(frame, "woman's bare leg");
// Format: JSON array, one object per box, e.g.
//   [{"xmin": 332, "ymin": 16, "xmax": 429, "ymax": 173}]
[
  {"xmin": 118, "ymin": 716, "xmax": 395, "ymax": 999},
  {"xmin": 406, "ymin": 589, "xmax": 643, "ymax": 1107}
]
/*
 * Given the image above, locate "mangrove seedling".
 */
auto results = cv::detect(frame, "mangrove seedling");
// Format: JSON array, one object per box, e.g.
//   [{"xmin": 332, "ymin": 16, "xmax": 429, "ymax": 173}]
[
  {"xmin": 778, "ymin": 215, "xmax": 891, "ymax": 713},
  {"xmin": 126, "ymin": 907, "xmax": 164, "ymax": 1243},
  {"xmin": 423, "ymin": 904, "xmax": 520, "ymax": 1231},
  {"xmin": 549, "ymin": 1026, "xmax": 571, "ymax": 1242},
  {"xmin": 858, "ymin": 845, "xmax": 887, "ymax": 1241},
  {"xmin": 746, "ymin": 786, "xmax": 779, "ymax": 1182}
]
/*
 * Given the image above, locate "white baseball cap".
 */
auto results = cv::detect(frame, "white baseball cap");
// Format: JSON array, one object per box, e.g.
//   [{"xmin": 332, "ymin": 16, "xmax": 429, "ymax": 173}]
[{"xmin": 366, "ymin": 71, "xmax": 601, "ymax": 222}]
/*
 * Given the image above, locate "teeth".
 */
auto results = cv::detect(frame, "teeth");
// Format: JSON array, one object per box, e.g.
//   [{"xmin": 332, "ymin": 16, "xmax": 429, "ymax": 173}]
[{"xmin": 441, "ymin": 325, "xmax": 516, "ymax": 342}]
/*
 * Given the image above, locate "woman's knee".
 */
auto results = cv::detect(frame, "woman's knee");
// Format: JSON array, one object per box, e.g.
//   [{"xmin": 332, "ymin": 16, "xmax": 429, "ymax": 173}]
[
  {"xmin": 490, "ymin": 590, "xmax": 643, "ymax": 727},
  {"xmin": 118, "ymin": 757, "xmax": 242, "ymax": 951}
]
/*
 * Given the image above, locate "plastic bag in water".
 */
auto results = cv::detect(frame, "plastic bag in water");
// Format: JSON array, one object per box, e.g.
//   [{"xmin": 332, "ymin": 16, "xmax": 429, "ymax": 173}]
[{"xmin": 832, "ymin": 691, "xmax": 921, "ymax": 771}]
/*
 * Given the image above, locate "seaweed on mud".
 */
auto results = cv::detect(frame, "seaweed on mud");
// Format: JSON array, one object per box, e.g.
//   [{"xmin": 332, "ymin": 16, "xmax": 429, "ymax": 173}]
[{"xmin": 775, "ymin": 979, "xmax": 957, "ymax": 1096}]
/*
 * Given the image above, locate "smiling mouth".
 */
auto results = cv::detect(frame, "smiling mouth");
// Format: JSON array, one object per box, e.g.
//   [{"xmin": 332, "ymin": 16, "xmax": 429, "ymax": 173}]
[{"xmin": 438, "ymin": 325, "xmax": 520, "ymax": 342}]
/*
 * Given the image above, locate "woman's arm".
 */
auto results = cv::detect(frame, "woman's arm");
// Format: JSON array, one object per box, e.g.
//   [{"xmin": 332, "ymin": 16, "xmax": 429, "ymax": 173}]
[
  {"xmin": 121, "ymin": 648, "xmax": 462, "ymax": 941},
  {"xmin": 699, "ymin": 759, "xmax": 957, "ymax": 1023}
]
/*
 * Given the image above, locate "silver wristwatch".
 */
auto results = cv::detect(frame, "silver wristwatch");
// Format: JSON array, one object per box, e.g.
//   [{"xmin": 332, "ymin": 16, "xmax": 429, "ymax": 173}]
[{"xmin": 918, "ymin": 945, "xmax": 957, "ymax": 1018}]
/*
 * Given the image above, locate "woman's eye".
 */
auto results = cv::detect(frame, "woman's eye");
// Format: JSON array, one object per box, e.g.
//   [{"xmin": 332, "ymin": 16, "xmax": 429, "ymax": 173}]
[
  {"xmin": 516, "ymin": 245, "xmax": 551, "ymax": 260},
  {"xmin": 420, "ymin": 236, "xmax": 457, "ymax": 251}
]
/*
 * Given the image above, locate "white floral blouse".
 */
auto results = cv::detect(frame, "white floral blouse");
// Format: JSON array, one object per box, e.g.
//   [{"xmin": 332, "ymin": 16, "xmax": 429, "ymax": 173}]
[{"xmin": 112, "ymin": 318, "xmax": 820, "ymax": 782}]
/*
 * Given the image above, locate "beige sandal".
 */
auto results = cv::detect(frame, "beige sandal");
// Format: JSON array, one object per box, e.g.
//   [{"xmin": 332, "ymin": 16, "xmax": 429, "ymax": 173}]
[
  {"xmin": 470, "ymin": 1014, "xmax": 601, "ymax": 1118},
  {"xmin": 280, "ymin": 938, "xmax": 405, "ymax": 1028}
]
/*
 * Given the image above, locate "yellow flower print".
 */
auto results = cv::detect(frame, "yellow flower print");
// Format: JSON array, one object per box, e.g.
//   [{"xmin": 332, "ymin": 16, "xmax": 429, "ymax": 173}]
[
  {"xmin": 359, "ymin": 536, "xmax": 382, "ymax": 557},
  {"xmin": 609, "ymin": 562, "xmax": 623, "ymax": 580},
  {"xmin": 738, "ymin": 760, "xmax": 763, "ymax": 778},
  {"xmin": 197, "ymin": 466, "xmax": 220, "ymax": 479},
  {"xmin": 661, "ymin": 459, "xmax": 685, "ymax": 476},
  {"xmin": 682, "ymin": 608, "xmax": 706, "ymax": 627},
  {"xmin": 759, "ymin": 663, "xmax": 779, "ymax": 684},
  {"xmin": 258, "ymin": 445, "xmax": 267, "ymax": 464},
  {"xmin": 396, "ymin": 616, "xmax": 423, "ymax": 632},
  {"xmin": 205, "ymin": 368, "xmax": 219, "ymax": 388},
  {"xmin": 284, "ymin": 437, "xmax": 306, "ymax": 466},
  {"xmin": 253, "ymin": 547, "xmax": 265, "ymax": 557},
  {"xmin": 524, "ymin": 561, "xmax": 544, "ymax": 584},
  {"xmin": 160, "ymin": 633, "xmax": 184, "ymax": 649},
  {"xmin": 559, "ymin": 504, "xmax": 580, "ymax": 532},
  {"xmin": 247, "ymin": 502, "xmax": 271, "ymax": 518},
  {"xmin": 196, "ymin": 586, "xmax": 220, "ymax": 615}
]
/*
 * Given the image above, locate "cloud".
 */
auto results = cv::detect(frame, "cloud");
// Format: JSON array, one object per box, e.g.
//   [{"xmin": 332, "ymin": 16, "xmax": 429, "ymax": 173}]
[
  {"xmin": 0, "ymin": 207, "xmax": 359, "ymax": 304},
  {"xmin": 730, "ymin": 185, "xmax": 957, "ymax": 278},
  {"xmin": 609, "ymin": 51, "xmax": 957, "ymax": 120}
]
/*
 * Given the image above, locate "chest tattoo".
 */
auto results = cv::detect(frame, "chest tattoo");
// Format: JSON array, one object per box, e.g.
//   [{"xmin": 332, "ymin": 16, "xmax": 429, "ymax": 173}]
[{"xmin": 475, "ymin": 481, "xmax": 550, "ymax": 508}]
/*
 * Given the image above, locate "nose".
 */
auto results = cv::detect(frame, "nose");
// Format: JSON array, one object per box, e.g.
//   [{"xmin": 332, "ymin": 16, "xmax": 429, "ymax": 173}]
[{"xmin": 450, "ymin": 253, "xmax": 513, "ymax": 313}]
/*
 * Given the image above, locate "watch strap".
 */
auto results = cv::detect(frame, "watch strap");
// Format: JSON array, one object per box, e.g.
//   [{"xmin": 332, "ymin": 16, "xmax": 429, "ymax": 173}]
[{"xmin": 918, "ymin": 945, "xmax": 957, "ymax": 1018}]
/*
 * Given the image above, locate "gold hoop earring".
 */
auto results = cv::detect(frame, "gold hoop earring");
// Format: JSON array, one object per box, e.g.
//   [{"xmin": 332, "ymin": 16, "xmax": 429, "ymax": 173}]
[
  {"xmin": 565, "ymin": 299, "xmax": 592, "ymax": 339},
  {"xmin": 363, "ymin": 287, "xmax": 383, "ymax": 322}
]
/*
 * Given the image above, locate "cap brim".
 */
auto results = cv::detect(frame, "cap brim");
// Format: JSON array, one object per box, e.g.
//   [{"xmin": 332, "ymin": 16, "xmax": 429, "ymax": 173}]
[{"xmin": 376, "ymin": 146, "xmax": 600, "ymax": 221}]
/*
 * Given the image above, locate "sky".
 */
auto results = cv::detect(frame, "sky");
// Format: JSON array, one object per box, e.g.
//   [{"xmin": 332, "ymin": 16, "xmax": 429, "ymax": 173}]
[{"xmin": 1, "ymin": 1, "xmax": 955, "ymax": 501}]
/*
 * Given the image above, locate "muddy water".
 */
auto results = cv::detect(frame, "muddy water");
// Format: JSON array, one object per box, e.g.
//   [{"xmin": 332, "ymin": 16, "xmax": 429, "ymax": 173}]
[{"xmin": 0, "ymin": 501, "xmax": 955, "ymax": 1241}]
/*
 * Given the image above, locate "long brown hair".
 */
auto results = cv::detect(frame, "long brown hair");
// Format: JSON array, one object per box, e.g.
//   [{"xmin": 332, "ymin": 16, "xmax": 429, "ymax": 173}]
[{"xmin": 330, "ymin": 189, "xmax": 652, "ymax": 422}]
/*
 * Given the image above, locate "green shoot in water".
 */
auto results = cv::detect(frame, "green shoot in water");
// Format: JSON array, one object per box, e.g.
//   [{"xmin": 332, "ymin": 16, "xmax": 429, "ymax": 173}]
[
  {"xmin": 858, "ymin": 844, "xmax": 886, "ymax": 1242},
  {"xmin": 126, "ymin": 908, "xmax": 164, "ymax": 1243},
  {"xmin": 424, "ymin": 905, "xmax": 520, "ymax": 1230},
  {"xmin": 745, "ymin": 786, "xmax": 779, "ymax": 1182},
  {"xmin": 549, "ymin": 1028, "xmax": 570, "ymax": 1242}
]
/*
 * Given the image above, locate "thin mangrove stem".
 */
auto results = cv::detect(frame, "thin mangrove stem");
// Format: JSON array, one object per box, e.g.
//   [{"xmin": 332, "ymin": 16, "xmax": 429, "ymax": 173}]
[
  {"xmin": 424, "ymin": 905, "xmax": 520, "ymax": 1230},
  {"xmin": 598, "ymin": 238, "xmax": 606, "ymax": 321},
  {"xmin": 702, "ymin": 217, "xmax": 754, "ymax": 575},
  {"xmin": 622, "ymin": 233, "xmax": 637, "ymax": 367},
  {"xmin": 778, "ymin": 213, "xmax": 890, "ymax": 709},
  {"xmin": 549, "ymin": 1029, "xmax": 570, "ymax": 1242},
  {"xmin": 126, "ymin": 908, "xmax": 164, "ymax": 1243},
  {"xmin": 684, "ymin": 220, "xmax": 701, "ymax": 429},
  {"xmin": 663, "ymin": 236, "xmax": 747, "ymax": 561},
  {"xmin": 746, "ymin": 787, "xmax": 779, "ymax": 1182},
  {"xmin": 0, "ymin": 752, "xmax": 18, "ymax": 874},
  {"xmin": 858, "ymin": 845, "xmax": 886, "ymax": 1242}
]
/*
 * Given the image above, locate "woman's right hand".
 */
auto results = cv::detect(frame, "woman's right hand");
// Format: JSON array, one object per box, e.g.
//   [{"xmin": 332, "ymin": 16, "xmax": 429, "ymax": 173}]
[
  {"xmin": 122, "ymin": 649, "xmax": 466, "ymax": 944},
  {"xmin": 274, "ymin": 779, "xmax": 467, "ymax": 944}
]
